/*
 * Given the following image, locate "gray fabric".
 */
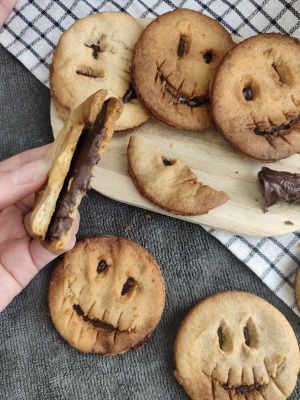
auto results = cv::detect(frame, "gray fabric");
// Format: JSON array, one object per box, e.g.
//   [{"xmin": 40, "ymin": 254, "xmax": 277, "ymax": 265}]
[{"xmin": 0, "ymin": 45, "xmax": 299, "ymax": 400}]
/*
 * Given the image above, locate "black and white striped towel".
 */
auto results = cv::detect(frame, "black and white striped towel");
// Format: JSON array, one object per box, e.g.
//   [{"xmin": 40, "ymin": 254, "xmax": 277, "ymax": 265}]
[{"xmin": 0, "ymin": 0, "xmax": 300, "ymax": 314}]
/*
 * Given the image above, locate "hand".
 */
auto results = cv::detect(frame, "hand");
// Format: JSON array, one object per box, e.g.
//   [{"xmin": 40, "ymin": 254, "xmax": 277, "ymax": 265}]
[
  {"xmin": 0, "ymin": 145, "xmax": 78, "ymax": 312},
  {"xmin": 0, "ymin": 0, "xmax": 16, "ymax": 27}
]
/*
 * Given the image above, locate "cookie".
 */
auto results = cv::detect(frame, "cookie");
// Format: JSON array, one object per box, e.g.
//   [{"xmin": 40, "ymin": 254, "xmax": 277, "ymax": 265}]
[
  {"xmin": 174, "ymin": 291, "xmax": 299, "ymax": 400},
  {"xmin": 30, "ymin": 90, "xmax": 123, "ymax": 251},
  {"xmin": 132, "ymin": 8, "xmax": 234, "ymax": 132},
  {"xmin": 48, "ymin": 236, "xmax": 165, "ymax": 354},
  {"xmin": 295, "ymin": 269, "xmax": 300, "ymax": 310},
  {"xmin": 50, "ymin": 12, "xmax": 149, "ymax": 133},
  {"xmin": 127, "ymin": 135, "xmax": 229, "ymax": 215},
  {"xmin": 212, "ymin": 33, "xmax": 300, "ymax": 161}
]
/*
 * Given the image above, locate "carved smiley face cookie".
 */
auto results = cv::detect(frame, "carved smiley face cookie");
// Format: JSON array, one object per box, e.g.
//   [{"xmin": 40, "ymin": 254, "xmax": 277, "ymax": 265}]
[
  {"xmin": 49, "ymin": 237, "xmax": 165, "ymax": 354},
  {"xmin": 212, "ymin": 34, "xmax": 300, "ymax": 161},
  {"xmin": 174, "ymin": 291, "xmax": 299, "ymax": 400},
  {"xmin": 50, "ymin": 12, "xmax": 149, "ymax": 133},
  {"xmin": 133, "ymin": 8, "xmax": 234, "ymax": 132}
]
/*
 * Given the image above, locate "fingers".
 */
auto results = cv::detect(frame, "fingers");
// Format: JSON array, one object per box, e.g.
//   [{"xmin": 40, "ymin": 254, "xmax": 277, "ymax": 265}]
[
  {"xmin": 0, "ymin": 157, "xmax": 51, "ymax": 210},
  {"xmin": 0, "ymin": 144, "xmax": 51, "ymax": 172},
  {"xmin": 0, "ymin": 0, "xmax": 16, "ymax": 27}
]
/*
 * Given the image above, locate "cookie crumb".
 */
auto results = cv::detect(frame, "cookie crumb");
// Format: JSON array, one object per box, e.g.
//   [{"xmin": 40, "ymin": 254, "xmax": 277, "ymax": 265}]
[
  {"xmin": 284, "ymin": 220, "xmax": 294, "ymax": 226},
  {"xmin": 235, "ymin": 171, "xmax": 239, "ymax": 174},
  {"xmin": 146, "ymin": 214, "xmax": 151, "ymax": 220}
]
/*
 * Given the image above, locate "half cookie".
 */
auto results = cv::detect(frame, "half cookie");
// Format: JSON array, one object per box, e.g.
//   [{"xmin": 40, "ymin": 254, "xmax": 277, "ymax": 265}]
[
  {"xmin": 133, "ymin": 8, "xmax": 234, "ymax": 132},
  {"xmin": 212, "ymin": 33, "xmax": 300, "ymax": 161},
  {"xmin": 127, "ymin": 135, "xmax": 229, "ymax": 215},
  {"xmin": 30, "ymin": 90, "xmax": 123, "ymax": 251},
  {"xmin": 174, "ymin": 291, "xmax": 300, "ymax": 400},
  {"xmin": 50, "ymin": 12, "xmax": 149, "ymax": 133},
  {"xmin": 48, "ymin": 236, "xmax": 165, "ymax": 354}
]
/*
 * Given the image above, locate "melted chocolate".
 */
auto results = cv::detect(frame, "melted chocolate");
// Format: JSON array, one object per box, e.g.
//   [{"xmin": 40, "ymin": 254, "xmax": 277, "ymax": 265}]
[
  {"xmin": 203, "ymin": 51, "xmax": 213, "ymax": 64},
  {"xmin": 85, "ymin": 43, "xmax": 102, "ymax": 59},
  {"xmin": 97, "ymin": 260, "xmax": 108, "ymax": 273},
  {"xmin": 254, "ymin": 114, "xmax": 300, "ymax": 136},
  {"xmin": 121, "ymin": 277, "xmax": 135, "ymax": 295},
  {"xmin": 222, "ymin": 383, "xmax": 261, "ymax": 394},
  {"xmin": 163, "ymin": 158, "xmax": 172, "ymax": 166},
  {"xmin": 258, "ymin": 167, "xmax": 300, "ymax": 212},
  {"xmin": 73, "ymin": 304, "xmax": 119, "ymax": 331},
  {"xmin": 177, "ymin": 36, "xmax": 186, "ymax": 58},
  {"xmin": 46, "ymin": 101, "xmax": 109, "ymax": 242},
  {"xmin": 243, "ymin": 87, "xmax": 252, "ymax": 101},
  {"xmin": 122, "ymin": 84, "xmax": 137, "ymax": 103}
]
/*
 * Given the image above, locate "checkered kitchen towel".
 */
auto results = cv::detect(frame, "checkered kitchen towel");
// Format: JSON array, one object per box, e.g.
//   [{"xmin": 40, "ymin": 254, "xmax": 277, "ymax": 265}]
[{"xmin": 0, "ymin": 0, "xmax": 300, "ymax": 314}]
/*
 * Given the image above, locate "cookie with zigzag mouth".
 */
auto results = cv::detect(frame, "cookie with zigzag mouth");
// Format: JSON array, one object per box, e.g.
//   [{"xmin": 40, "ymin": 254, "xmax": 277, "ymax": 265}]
[
  {"xmin": 132, "ymin": 9, "xmax": 234, "ymax": 132},
  {"xmin": 212, "ymin": 33, "xmax": 300, "ymax": 161}
]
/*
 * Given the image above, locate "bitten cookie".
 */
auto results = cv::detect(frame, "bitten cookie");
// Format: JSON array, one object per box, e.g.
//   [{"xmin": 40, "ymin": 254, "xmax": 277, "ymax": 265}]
[
  {"xmin": 212, "ymin": 33, "xmax": 300, "ymax": 161},
  {"xmin": 49, "ymin": 237, "xmax": 165, "ymax": 354},
  {"xmin": 174, "ymin": 291, "xmax": 299, "ymax": 400},
  {"xmin": 51, "ymin": 12, "xmax": 149, "ymax": 132},
  {"xmin": 133, "ymin": 8, "xmax": 234, "ymax": 132},
  {"xmin": 127, "ymin": 135, "xmax": 229, "ymax": 215}
]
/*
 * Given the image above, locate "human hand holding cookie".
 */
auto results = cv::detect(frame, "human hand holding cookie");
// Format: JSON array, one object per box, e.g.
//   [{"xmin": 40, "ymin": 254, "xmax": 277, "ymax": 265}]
[{"xmin": 0, "ymin": 145, "xmax": 79, "ymax": 312}]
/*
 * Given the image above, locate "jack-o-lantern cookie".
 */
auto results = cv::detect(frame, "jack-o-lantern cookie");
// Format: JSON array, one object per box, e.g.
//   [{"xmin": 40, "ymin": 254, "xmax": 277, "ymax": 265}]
[
  {"xmin": 127, "ymin": 135, "xmax": 229, "ymax": 215},
  {"xmin": 174, "ymin": 291, "xmax": 300, "ymax": 400},
  {"xmin": 132, "ymin": 9, "xmax": 234, "ymax": 132},
  {"xmin": 50, "ymin": 12, "xmax": 149, "ymax": 133},
  {"xmin": 49, "ymin": 237, "xmax": 165, "ymax": 354},
  {"xmin": 212, "ymin": 34, "xmax": 300, "ymax": 161}
]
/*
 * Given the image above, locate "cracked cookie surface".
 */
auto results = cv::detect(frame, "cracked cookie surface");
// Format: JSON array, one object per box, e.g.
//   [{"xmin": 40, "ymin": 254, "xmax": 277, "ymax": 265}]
[
  {"xmin": 174, "ymin": 291, "xmax": 299, "ymax": 400},
  {"xmin": 127, "ymin": 135, "xmax": 229, "ymax": 215},
  {"xmin": 48, "ymin": 236, "xmax": 165, "ymax": 354},
  {"xmin": 212, "ymin": 33, "xmax": 300, "ymax": 161},
  {"xmin": 132, "ymin": 8, "xmax": 234, "ymax": 132},
  {"xmin": 50, "ymin": 12, "xmax": 149, "ymax": 132}
]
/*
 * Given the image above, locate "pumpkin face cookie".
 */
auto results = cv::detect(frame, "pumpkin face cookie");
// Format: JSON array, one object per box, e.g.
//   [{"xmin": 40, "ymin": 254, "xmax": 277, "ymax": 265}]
[
  {"xmin": 212, "ymin": 34, "xmax": 300, "ymax": 161},
  {"xmin": 50, "ymin": 12, "xmax": 149, "ymax": 133},
  {"xmin": 127, "ymin": 135, "xmax": 229, "ymax": 215},
  {"xmin": 174, "ymin": 291, "xmax": 299, "ymax": 400},
  {"xmin": 132, "ymin": 8, "xmax": 234, "ymax": 132},
  {"xmin": 49, "ymin": 237, "xmax": 165, "ymax": 354}
]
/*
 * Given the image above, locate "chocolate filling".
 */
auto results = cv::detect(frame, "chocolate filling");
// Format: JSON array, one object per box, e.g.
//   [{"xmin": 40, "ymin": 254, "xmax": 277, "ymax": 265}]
[
  {"xmin": 254, "ymin": 114, "xmax": 300, "ymax": 136},
  {"xmin": 157, "ymin": 70, "xmax": 209, "ymax": 107},
  {"xmin": 85, "ymin": 43, "xmax": 102, "ymax": 59},
  {"xmin": 258, "ymin": 167, "xmax": 300, "ymax": 212},
  {"xmin": 73, "ymin": 304, "xmax": 119, "ymax": 331},
  {"xmin": 121, "ymin": 277, "xmax": 135, "ymax": 295},
  {"xmin": 177, "ymin": 35, "xmax": 186, "ymax": 58},
  {"xmin": 221, "ymin": 383, "xmax": 262, "ymax": 394},
  {"xmin": 97, "ymin": 260, "xmax": 108, "ymax": 273},
  {"xmin": 122, "ymin": 84, "xmax": 137, "ymax": 103},
  {"xmin": 46, "ymin": 100, "xmax": 109, "ymax": 242}
]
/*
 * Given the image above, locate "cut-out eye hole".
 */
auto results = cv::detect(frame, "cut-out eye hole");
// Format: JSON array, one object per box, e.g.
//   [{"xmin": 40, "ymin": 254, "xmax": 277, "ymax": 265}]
[
  {"xmin": 162, "ymin": 158, "xmax": 172, "ymax": 166},
  {"xmin": 121, "ymin": 277, "xmax": 136, "ymax": 296},
  {"xmin": 203, "ymin": 51, "xmax": 213, "ymax": 64},
  {"xmin": 243, "ymin": 87, "xmax": 252, "ymax": 101},
  {"xmin": 272, "ymin": 63, "xmax": 288, "ymax": 84},
  {"xmin": 177, "ymin": 35, "xmax": 186, "ymax": 58},
  {"xmin": 243, "ymin": 326, "xmax": 251, "ymax": 347},
  {"xmin": 97, "ymin": 260, "xmax": 108, "ymax": 273},
  {"xmin": 217, "ymin": 325, "xmax": 225, "ymax": 350}
]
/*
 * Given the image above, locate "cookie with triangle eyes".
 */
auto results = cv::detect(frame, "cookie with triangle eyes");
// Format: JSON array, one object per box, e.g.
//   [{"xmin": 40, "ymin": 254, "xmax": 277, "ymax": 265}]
[
  {"xmin": 127, "ymin": 135, "xmax": 229, "ymax": 215},
  {"xmin": 212, "ymin": 33, "xmax": 300, "ymax": 161},
  {"xmin": 48, "ymin": 236, "xmax": 165, "ymax": 355},
  {"xmin": 174, "ymin": 291, "xmax": 300, "ymax": 400},
  {"xmin": 50, "ymin": 12, "xmax": 149, "ymax": 133},
  {"xmin": 132, "ymin": 8, "xmax": 234, "ymax": 132}
]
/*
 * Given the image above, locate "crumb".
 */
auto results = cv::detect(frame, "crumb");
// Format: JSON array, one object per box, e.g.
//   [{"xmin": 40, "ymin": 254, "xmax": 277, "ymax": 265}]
[
  {"xmin": 255, "ymin": 199, "xmax": 258, "ymax": 202},
  {"xmin": 235, "ymin": 171, "xmax": 239, "ymax": 174},
  {"xmin": 146, "ymin": 214, "xmax": 151, "ymax": 220},
  {"xmin": 284, "ymin": 220, "xmax": 294, "ymax": 226}
]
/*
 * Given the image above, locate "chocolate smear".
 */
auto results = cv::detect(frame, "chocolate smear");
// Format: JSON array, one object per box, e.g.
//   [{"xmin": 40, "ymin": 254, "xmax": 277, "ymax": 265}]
[
  {"xmin": 46, "ymin": 100, "xmax": 109, "ymax": 242},
  {"xmin": 85, "ymin": 43, "xmax": 102, "ymax": 59},
  {"xmin": 258, "ymin": 167, "xmax": 300, "ymax": 212},
  {"xmin": 122, "ymin": 84, "xmax": 137, "ymax": 103},
  {"xmin": 254, "ymin": 114, "xmax": 300, "ymax": 136},
  {"xmin": 73, "ymin": 304, "xmax": 119, "ymax": 331}
]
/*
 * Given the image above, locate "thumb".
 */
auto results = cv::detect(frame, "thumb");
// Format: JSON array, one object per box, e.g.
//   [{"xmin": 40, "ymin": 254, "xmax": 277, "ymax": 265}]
[{"xmin": 0, "ymin": 157, "xmax": 51, "ymax": 209}]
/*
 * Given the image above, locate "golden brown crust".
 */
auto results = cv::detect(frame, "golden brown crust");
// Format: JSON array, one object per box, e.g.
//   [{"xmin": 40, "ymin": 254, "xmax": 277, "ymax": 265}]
[{"xmin": 48, "ymin": 236, "xmax": 165, "ymax": 354}]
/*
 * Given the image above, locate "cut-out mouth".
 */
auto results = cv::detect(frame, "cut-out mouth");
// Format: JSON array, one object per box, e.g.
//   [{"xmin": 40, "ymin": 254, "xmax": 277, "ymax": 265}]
[
  {"xmin": 254, "ymin": 114, "xmax": 300, "ymax": 136},
  {"xmin": 73, "ymin": 304, "xmax": 121, "ymax": 332},
  {"xmin": 156, "ymin": 69, "xmax": 210, "ymax": 108},
  {"xmin": 221, "ymin": 383, "xmax": 262, "ymax": 394}
]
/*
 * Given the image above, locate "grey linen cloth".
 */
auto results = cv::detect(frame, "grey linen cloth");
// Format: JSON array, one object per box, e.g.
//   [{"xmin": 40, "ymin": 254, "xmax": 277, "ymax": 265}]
[{"xmin": 0, "ymin": 46, "xmax": 299, "ymax": 399}]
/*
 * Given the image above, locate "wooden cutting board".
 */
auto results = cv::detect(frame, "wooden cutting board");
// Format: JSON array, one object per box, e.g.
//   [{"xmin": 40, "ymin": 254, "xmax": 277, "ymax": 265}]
[{"xmin": 50, "ymin": 21, "xmax": 300, "ymax": 237}]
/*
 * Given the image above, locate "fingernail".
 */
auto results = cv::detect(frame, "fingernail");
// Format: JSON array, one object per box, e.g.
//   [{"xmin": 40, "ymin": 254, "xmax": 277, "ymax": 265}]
[{"xmin": 11, "ymin": 156, "xmax": 51, "ymax": 185}]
